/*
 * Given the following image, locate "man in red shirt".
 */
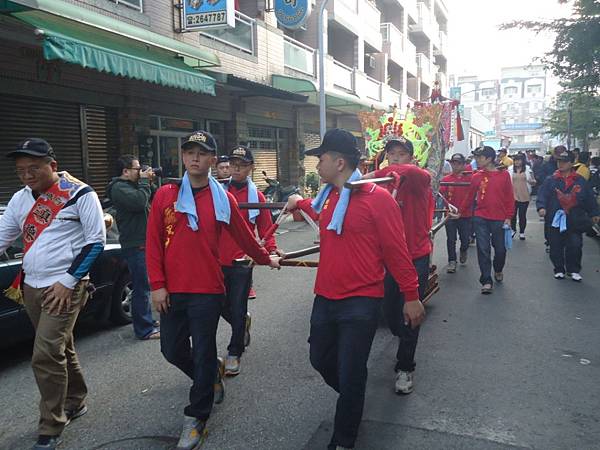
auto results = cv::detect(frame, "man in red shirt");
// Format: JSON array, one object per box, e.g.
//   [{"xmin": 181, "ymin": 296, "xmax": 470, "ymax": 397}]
[
  {"xmin": 146, "ymin": 131, "xmax": 280, "ymax": 450},
  {"xmin": 362, "ymin": 136, "xmax": 433, "ymax": 395},
  {"xmin": 460, "ymin": 146, "xmax": 514, "ymax": 294},
  {"xmin": 286, "ymin": 128, "xmax": 424, "ymax": 450},
  {"xmin": 219, "ymin": 146, "xmax": 279, "ymax": 376},
  {"xmin": 440, "ymin": 153, "xmax": 473, "ymax": 273}
]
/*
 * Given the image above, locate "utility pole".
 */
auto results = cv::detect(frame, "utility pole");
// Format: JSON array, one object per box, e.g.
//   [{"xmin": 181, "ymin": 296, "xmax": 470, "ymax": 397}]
[
  {"xmin": 567, "ymin": 102, "xmax": 573, "ymax": 150},
  {"xmin": 318, "ymin": 0, "xmax": 331, "ymax": 139}
]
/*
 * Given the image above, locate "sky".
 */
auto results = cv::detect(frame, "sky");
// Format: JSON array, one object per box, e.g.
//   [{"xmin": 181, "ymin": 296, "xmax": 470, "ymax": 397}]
[{"xmin": 446, "ymin": 0, "xmax": 574, "ymax": 92}]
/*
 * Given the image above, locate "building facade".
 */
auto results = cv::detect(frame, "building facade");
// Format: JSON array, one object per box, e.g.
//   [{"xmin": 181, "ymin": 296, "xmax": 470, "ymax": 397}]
[{"xmin": 0, "ymin": 0, "xmax": 449, "ymax": 203}]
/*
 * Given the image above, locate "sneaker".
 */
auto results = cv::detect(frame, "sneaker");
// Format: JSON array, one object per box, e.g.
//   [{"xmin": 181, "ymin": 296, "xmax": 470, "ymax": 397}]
[
  {"xmin": 469, "ymin": 237, "xmax": 476, "ymax": 246},
  {"xmin": 459, "ymin": 250, "xmax": 467, "ymax": 264},
  {"xmin": 248, "ymin": 288, "xmax": 257, "ymax": 300},
  {"xmin": 394, "ymin": 370, "xmax": 414, "ymax": 394},
  {"xmin": 494, "ymin": 272, "xmax": 503, "ymax": 282},
  {"xmin": 175, "ymin": 416, "xmax": 207, "ymax": 450},
  {"xmin": 554, "ymin": 272, "xmax": 565, "ymax": 280},
  {"xmin": 244, "ymin": 313, "xmax": 251, "ymax": 348},
  {"xmin": 32, "ymin": 435, "xmax": 61, "ymax": 450},
  {"xmin": 511, "ymin": 230, "xmax": 516, "ymax": 238},
  {"xmin": 570, "ymin": 273, "xmax": 583, "ymax": 282},
  {"xmin": 224, "ymin": 355, "xmax": 241, "ymax": 376},
  {"xmin": 446, "ymin": 261, "xmax": 457, "ymax": 274},
  {"xmin": 65, "ymin": 404, "xmax": 87, "ymax": 426},
  {"xmin": 481, "ymin": 283, "xmax": 493, "ymax": 294},
  {"xmin": 213, "ymin": 357, "xmax": 225, "ymax": 405},
  {"xmin": 519, "ymin": 233, "xmax": 525, "ymax": 240}
]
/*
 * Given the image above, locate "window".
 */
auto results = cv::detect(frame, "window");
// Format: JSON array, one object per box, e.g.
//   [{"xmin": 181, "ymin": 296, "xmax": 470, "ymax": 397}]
[
  {"xmin": 527, "ymin": 84, "xmax": 542, "ymax": 95},
  {"xmin": 109, "ymin": 0, "xmax": 142, "ymax": 12},
  {"xmin": 504, "ymin": 86, "xmax": 518, "ymax": 96},
  {"xmin": 481, "ymin": 87, "xmax": 496, "ymax": 97}
]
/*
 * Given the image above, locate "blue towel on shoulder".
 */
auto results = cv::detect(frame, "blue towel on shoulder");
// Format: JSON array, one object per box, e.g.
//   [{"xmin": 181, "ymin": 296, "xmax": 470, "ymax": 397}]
[
  {"xmin": 176, "ymin": 172, "xmax": 231, "ymax": 231},
  {"xmin": 223, "ymin": 177, "xmax": 259, "ymax": 223},
  {"xmin": 552, "ymin": 209, "xmax": 567, "ymax": 233},
  {"xmin": 311, "ymin": 169, "xmax": 362, "ymax": 235}
]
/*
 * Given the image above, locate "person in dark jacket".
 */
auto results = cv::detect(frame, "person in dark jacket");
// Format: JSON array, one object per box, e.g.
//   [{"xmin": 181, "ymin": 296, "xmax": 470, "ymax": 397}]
[
  {"xmin": 106, "ymin": 155, "xmax": 159, "ymax": 340},
  {"xmin": 536, "ymin": 151, "xmax": 600, "ymax": 282}
]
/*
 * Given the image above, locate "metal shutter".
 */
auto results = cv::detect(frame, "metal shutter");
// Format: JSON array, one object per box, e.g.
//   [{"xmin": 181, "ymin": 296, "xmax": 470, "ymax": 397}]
[
  {"xmin": 82, "ymin": 105, "xmax": 120, "ymax": 198},
  {"xmin": 0, "ymin": 95, "xmax": 82, "ymax": 204},
  {"xmin": 303, "ymin": 132, "xmax": 321, "ymax": 176},
  {"xmin": 248, "ymin": 126, "xmax": 278, "ymax": 190}
]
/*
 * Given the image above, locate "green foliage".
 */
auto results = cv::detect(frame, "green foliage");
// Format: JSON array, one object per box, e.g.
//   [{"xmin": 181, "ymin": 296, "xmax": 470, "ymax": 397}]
[
  {"xmin": 305, "ymin": 172, "xmax": 320, "ymax": 197},
  {"xmin": 502, "ymin": 0, "xmax": 600, "ymax": 93},
  {"xmin": 545, "ymin": 91, "xmax": 600, "ymax": 147}
]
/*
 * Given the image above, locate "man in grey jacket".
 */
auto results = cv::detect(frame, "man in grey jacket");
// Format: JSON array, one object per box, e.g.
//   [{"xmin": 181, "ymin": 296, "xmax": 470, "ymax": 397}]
[{"xmin": 0, "ymin": 138, "xmax": 106, "ymax": 450}]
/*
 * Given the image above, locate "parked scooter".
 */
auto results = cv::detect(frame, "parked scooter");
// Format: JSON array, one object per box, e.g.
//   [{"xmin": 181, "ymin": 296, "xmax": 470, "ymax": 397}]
[{"xmin": 261, "ymin": 170, "xmax": 299, "ymax": 220}]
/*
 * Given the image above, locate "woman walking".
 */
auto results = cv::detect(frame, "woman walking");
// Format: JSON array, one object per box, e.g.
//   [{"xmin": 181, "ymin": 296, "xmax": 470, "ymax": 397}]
[{"xmin": 509, "ymin": 153, "xmax": 536, "ymax": 240}]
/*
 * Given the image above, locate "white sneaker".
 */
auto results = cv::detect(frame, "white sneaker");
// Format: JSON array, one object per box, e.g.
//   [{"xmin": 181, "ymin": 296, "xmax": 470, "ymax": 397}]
[
  {"xmin": 394, "ymin": 370, "xmax": 414, "ymax": 394},
  {"xmin": 519, "ymin": 233, "xmax": 525, "ymax": 240},
  {"xmin": 554, "ymin": 272, "xmax": 565, "ymax": 279},
  {"xmin": 224, "ymin": 355, "xmax": 240, "ymax": 376},
  {"xmin": 571, "ymin": 273, "xmax": 582, "ymax": 282}
]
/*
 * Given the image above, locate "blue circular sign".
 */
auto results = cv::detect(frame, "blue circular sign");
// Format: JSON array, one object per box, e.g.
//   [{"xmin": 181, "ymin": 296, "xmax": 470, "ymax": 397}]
[{"xmin": 274, "ymin": 0, "xmax": 311, "ymax": 29}]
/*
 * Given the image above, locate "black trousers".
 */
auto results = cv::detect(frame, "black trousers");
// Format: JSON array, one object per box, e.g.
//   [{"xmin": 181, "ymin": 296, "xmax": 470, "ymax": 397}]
[
  {"xmin": 383, "ymin": 254, "xmax": 430, "ymax": 373},
  {"xmin": 548, "ymin": 228, "xmax": 583, "ymax": 274},
  {"xmin": 309, "ymin": 295, "xmax": 379, "ymax": 450},
  {"xmin": 221, "ymin": 266, "xmax": 253, "ymax": 357},
  {"xmin": 511, "ymin": 201, "xmax": 529, "ymax": 234},
  {"xmin": 160, "ymin": 294, "xmax": 222, "ymax": 420}
]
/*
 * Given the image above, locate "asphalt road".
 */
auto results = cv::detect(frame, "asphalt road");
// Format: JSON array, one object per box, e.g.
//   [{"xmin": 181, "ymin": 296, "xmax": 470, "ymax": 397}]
[{"xmin": 1, "ymin": 208, "xmax": 599, "ymax": 450}]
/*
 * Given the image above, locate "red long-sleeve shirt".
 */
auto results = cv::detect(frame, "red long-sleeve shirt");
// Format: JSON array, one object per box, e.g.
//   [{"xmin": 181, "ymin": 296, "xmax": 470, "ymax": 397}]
[
  {"xmin": 219, "ymin": 184, "xmax": 277, "ymax": 266},
  {"xmin": 460, "ymin": 169, "xmax": 515, "ymax": 221},
  {"xmin": 374, "ymin": 164, "xmax": 433, "ymax": 260},
  {"xmin": 440, "ymin": 172, "xmax": 473, "ymax": 217},
  {"xmin": 297, "ymin": 183, "xmax": 419, "ymax": 302},
  {"xmin": 146, "ymin": 183, "xmax": 271, "ymax": 294}
]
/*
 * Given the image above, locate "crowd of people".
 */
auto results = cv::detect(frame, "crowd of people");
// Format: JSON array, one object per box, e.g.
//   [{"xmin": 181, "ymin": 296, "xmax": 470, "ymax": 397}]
[{"xmin": 0, "ymin": 130, "xmax": 599, "ymax": 450}]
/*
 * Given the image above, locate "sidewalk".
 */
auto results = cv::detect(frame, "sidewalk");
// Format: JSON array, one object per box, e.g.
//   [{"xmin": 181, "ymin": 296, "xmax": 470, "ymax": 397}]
[{"xmin": 304, "ymin": 207, "xmax": 600, "ymax": 449}]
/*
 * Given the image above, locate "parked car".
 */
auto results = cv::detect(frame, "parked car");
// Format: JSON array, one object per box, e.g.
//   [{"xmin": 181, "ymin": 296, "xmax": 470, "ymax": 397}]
[{"xmin": 0, "ymin": 208, "xmax": 131, "ymax": 348}]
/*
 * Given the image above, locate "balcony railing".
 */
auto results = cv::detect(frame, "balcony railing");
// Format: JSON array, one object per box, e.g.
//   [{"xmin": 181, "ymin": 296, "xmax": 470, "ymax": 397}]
[
  {"xmin": 361, "ymin": 0, "xmax": 381, "ymax": 31},
  {"xmin": 380, "ymin": 22, "xmax": 402, "ymax": 44},
  {"xmin": 331, "ymin": 59, "xmax": 354, "ymax": 91},
  {"xmin": 284, "ymin": 36, "xmax": 316, "ymax": 76},
  {"xmin": 200, "ymin": 11, "xmax": 256, "ymax": 55},
  {"xmin": 416, "ymin": 52, "xmax": 434, "ymax": 82},
  {"xmin": 364, "ymin": 74, "xmax": 382, "ymax": 101}
]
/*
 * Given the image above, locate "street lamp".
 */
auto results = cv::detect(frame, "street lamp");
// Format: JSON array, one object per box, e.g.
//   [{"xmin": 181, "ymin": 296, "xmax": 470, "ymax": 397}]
[{"xmin": 318, "ymin": 0, "xmax": 331, "ymax": 139}]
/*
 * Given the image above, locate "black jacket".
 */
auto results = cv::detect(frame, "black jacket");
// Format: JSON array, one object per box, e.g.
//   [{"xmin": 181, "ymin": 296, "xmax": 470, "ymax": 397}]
[{"xmin": 106, "ymin": 178, "xmax": 152, "ymax": 249}]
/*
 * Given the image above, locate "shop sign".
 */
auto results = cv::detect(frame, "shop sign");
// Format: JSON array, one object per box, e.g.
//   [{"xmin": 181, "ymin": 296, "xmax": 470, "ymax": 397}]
[
  {"xmin": 180, "ymin": 0, "xmax": 235, "ymax": 31},
  {"xmin": 275, "ymin": 0, "xmax": 311, "ymax": 29}
]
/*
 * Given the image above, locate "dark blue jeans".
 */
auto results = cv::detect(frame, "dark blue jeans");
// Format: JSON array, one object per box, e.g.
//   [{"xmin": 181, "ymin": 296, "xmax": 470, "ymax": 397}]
[
  {"xmin": 309, "ymin": 295, "xmax": 380, "ymax": 450},
  {"xmin": 383, "ymin": 254, "xmax": 430, "ymax": 373},
  {"xmin": 445, "ymin": 218, "xmax": 472, "ymax": 262},
  {"xmin": 160, "ymin": 294, "xmax": 223, "ymax": 420},
  {"xmin": 221, "ymin": 266, "xmax": 253, "ymax": 357},
  {"xmin": 121, "ymin": 247, "xmax": 155, "ymax": 339},
  {"xmin": 473, "ymin": 217, "xmax": 506, "ymax": 285},
  {"xmin": 548, "ymin": 227, "xmax": 583, "ymax": 274}
]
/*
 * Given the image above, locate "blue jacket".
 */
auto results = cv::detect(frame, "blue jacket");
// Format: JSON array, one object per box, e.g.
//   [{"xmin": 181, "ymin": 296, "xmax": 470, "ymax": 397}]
[{"xmin": 536, "ymin": 171, "xmax": 599, "ymax": 225}]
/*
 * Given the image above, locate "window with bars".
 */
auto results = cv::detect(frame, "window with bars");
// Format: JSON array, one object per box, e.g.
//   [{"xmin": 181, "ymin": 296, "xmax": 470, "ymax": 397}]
[{"xmin": 108, "ymin": 0, "xmax": 143, "ymax": 12}]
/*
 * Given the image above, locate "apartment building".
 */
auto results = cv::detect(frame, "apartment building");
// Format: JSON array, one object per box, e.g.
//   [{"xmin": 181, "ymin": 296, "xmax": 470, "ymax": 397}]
[
  {"xmin": 0, "ymin": 0, "xmax": 449, "ymax": 202},
  {"xmin": 452, "ymin": 65, "xmax": 548, "ymax": 154}
]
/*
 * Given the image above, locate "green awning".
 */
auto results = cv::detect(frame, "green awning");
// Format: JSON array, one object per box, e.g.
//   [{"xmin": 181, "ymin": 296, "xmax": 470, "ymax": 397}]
[
  {"xmin": 11, "ymin": 10, "xmax": 216, "ymax": 95},
  {"xmin": 272, "ymin": 75, "xmax": 373, "ymax": 113},
  {"xmin": 2, "ymin": 0, "xmax": 219, "ymax": 67}
]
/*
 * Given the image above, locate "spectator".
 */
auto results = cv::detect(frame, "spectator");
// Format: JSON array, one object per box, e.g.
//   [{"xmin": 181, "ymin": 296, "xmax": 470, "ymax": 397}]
[
  {"xmin": 540, "ymin": 145, "xmax": 566, "ymax": 183},
  {"xmin": 575, "ymin": 151, "xmax": 591, "ymax": 181},
  {"xmin": 508, "ymin": 153, "xmax": 536, "ymax": 240},
  {"xmin": 107, "ymin": 155, "xmax": 160, "ymax": 340},
  {"xmin": 215, "ymin": 155, "xmax": 230, "ymax": 179},
  {"xmin": 497, "ymin": 148, "xmax": 513, "ymax": 168},
  {"xmin": 536, "ymin": 151, "xmax": 600, "ymax": 281}
]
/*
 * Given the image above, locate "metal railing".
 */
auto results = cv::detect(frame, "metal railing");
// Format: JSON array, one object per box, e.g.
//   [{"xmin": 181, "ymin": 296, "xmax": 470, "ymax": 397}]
[
  {"xmin": 284, "ymin": 36, "xmax": 316, "ymax": 76},
  {"xmin": 109, "ymin": 0, "xmax": 143, "ymax": 12},
  {"xmin": 364, "ymin": 74, "xmax": 382, "ymax": 101},
  {"xmin": 331, "ymin": 59, "xmax": 354, "ymax": 91},
  {"xmin": 380, "ymin": 23, "xmax": 403, "ymax": 44},
  {"xmin": 200, "ymin": 11, "xmax": 256, "ymax": 55}
]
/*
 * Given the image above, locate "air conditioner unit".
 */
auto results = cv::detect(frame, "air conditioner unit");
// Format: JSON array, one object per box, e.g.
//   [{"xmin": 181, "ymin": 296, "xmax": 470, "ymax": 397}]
[{"xmin": 367, "ymin": 56, "xmax": 376, "ymax": 69}]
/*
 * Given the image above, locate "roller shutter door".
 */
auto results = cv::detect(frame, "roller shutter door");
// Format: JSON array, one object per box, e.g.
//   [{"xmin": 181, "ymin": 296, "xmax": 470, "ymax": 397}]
[
  {"xmin": 248, "ymin": 126, "xmax": 278, "ymax": 190},
  {"xmin": 0, "ymin": 95, "xmax": 83, "ymax": 204},
  {"xmin": 303, "ymin": 132, "xmax": 321, "ymax": 176}
]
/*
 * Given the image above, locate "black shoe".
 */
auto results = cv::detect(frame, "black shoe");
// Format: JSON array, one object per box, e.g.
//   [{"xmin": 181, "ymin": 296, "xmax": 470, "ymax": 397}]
[
  {"xmin": 65, "ymin": 404, "xmax": 87, "ymax": 426},
  {"xmin": 32, "ymin": 435, "xmax": 61, "ymax": 450},
  {"xmin": 213, "ymin": 357, "xmax": 225, "ymax": 405},
  {"xmin": 459, "ymin": 250, "xmax": 467, "ymax": 264}
]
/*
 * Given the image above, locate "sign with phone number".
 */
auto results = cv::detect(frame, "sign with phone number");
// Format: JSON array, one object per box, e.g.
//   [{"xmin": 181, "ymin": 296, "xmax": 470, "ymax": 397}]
[{"xmin": 180, "ymin": 0, "xmax": 234, "ymax": 31}]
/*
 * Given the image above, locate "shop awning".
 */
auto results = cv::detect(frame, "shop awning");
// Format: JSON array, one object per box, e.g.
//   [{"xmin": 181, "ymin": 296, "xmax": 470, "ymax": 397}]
[
  {"xmin": 272, "ymin": 75, "xmax": 373, "ymax": 113},
  {"xmin": 11, "ymin": 10, "xmax": 216, "ymax": 95},
  {"xmin": 208, "ymin": 73, "xmax": 308, "ymax": 102}
]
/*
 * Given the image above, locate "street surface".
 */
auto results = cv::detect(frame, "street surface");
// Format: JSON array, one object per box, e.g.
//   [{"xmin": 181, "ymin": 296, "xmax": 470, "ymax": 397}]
[{"xmin": 1, "ymin": 207, "xmax": 599, "ymax": 450}]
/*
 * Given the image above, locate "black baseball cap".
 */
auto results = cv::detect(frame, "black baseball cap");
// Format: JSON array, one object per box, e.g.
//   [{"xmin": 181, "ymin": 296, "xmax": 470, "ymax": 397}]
[
  {"xmin": 384, "ymin": 135, "xmax": 414, "ymax": 155},
  {"xmin": 498, "ymin": 147, "xmax": 508, "ymax": 154},
  {"xmin": 556, "ymin": 151, "xmax": 575, "ymax": 163},
  {"xmin": 7, "ymin": 138, "xmax": 56, "ymax": 159},
  {"xmin": 449, "ymin": 153, "xmax": 466, "ymax": 163},
  {"xmin": 217, "ymin": 155, "xmax": 229, "ymax": 164},
  {"xmin": 181, "ymin": 130, "xmax": 217, "ymax": 153},
  {"xmin": 305, "ymin": 128, "xmax": 360, "ymax": 157},
  {"xmin": 229, "ymin": 145, "xmax": 254, "ymax": 163},
  {"xmin": 473, "ymin": 146, "xmax": 496, "ymax": 160}
]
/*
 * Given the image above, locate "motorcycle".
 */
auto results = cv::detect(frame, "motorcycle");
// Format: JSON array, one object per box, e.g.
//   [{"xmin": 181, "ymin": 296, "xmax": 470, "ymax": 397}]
[{"xmin": 261, "ymin": 170, "xmax": 299, "ymax": 220}]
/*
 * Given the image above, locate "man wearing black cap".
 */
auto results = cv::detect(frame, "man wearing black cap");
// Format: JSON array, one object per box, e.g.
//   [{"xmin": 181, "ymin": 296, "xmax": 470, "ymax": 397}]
[
  {"xmin": 536, "ymin": 151, "xmax": 599, "ymax": 281},
  {"xmin": 286, "ymin": 128, "xmax": 424, "ymax": 450},
  {"xmin": 219, "ymin": 145, "xmax": 280, "ymax": 376},
  {"xmin": 362, "ymin": 135, "xmax": 433, "ymax": 395},
  {"xmin": 0, "ymin": 139, "xmax": 106, "ymax": 450},
  {"xmin": 145, "ymin": 131, "xmax": 281, "ymax": 450},
  {"xmin": 215, "ymin": 155, "xmax": 230, "ymax": 179},
  {"xmin": 459, "ymin": 146, "xmax": 514, "ymax": 294}
]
